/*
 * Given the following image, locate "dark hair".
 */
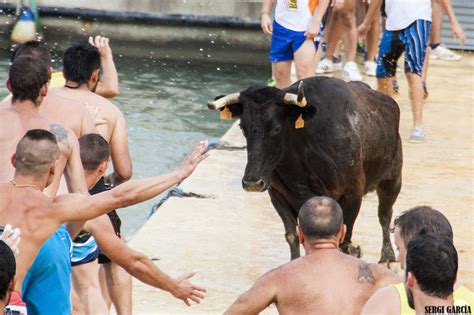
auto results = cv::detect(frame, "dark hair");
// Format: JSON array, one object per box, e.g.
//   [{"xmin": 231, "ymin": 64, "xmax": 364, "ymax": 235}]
[
  {"xmin": 406, "ymin": 233, "xmax": 457, "ymax": 299},
  {"xmin": 393, "ymin": 206, "xmax": 453, "ymax": 247},
  {"xmin": 9, "ymin": 56, "xmax": 49, "ymax": 103},
  {"xmin": 298, "ymin": 196, "xmax": 343, "ymax": 239},
  {"xmin": 79, "ymin": 134, "xmax": 110, "ymax": 171},
  {"xmin": 11, "ymin": 40, "xmax": 52, "ymax": 68},
  {"xmin": 63, "ymin": 43, "xmax": 101, "ymax": 84},
  {"xmin": 0, "ymin": 241, "xmax": 16, "ymax": 301},
  {"xmin": 15, "ymin": 129, "xmax": 60, "ymax": 177}
]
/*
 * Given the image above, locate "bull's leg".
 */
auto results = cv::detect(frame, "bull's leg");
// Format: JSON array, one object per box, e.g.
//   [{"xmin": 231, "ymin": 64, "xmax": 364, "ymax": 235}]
[
  {"xmin": 376, "ymin": 177, "xmax": 401, "ymax": 264},
  {"xmin": 268, "ymin": 188, "xmax": 300, "ymax": 260},
  {"xmin": 338, "ymin": 194, "xmax": 363, "ymax": 258}
]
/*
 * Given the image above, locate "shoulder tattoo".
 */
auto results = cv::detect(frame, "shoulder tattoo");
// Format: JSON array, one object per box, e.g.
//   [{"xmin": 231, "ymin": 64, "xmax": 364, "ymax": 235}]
[
  {"xmin": 357, "ymin": 263, "xmax": 375, "ymax": 284},
  {"xmin": 49, "ymin": 123, "xmax": 70, "ymax": 148}
]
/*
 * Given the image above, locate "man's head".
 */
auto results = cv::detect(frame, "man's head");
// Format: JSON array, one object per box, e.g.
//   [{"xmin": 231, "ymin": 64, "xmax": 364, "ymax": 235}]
[
  {"xmin": 405, "ymin": 233, "xmax": 457, "ymax": 309},
  {"xmin": 12, "ymin": 129, "xmax": 60, "ymax": 187},
  {"xmin": 393, "ymin": 206, "xmax": 453, "ymax": 269},
  {"xmin": 63, "ymin": 43, "xmax": 101, "ymax": 91},
  {"xmin": 297, "ymin": 196, "xmax": 346, "ymax": 247},
  {"xmin": 11, "ymin": 40, "xmax": 52, "ymax": 69},
  {"xmin": 0, "ymin": 241, "xmax": 16, "ymax": 303},
  {"xmin": 78, "ymin": 133, "xmax": 110, "ymax": 188},
  {"xmin": 7, "ymin": 56, "xmax": 49, "ymax": 105}
]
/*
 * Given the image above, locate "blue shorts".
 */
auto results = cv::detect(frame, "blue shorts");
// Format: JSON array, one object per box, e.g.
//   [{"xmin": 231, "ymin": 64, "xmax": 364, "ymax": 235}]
[
  {"xmin": 71, "ymin": 233, "xmax": 99, "ymax": 267},
  {"xmin": 269, "ymin": 21, "xmax": 321, "ymax": 63},
  {"xmin": 376, "ymin": 19, "xmax": 431, "ymax": 78}
]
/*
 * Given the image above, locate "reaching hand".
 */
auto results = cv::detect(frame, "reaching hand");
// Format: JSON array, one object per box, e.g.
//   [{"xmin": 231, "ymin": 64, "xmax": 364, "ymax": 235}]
[
  {"xmin": 451, "ymin": 23, "xmax": 465, "ymax": 46},
  {"xmin": 357, "ymin": 22, "xmax": 370, "ymax": 39},
  {"xmin": 0, "ymin": 224, "xmax": 21, "ymax": 257},
  {"xmin": 261, "ymin": 13, "xmax": 273, "ymax": 35},
  {"xmin": 305, "ymin": 20, "xmax": 321, "ymax": 39},
  {"xmin": 171, "ymin": 272, "xmax": 206, "ymax": 306},
  {"xmin": 89, "ymin": 35, "xmax": 113, "ymax": 59},
  {"xmin": 177, "ymin": 141, "xmax": 209, "ymax": 181}
]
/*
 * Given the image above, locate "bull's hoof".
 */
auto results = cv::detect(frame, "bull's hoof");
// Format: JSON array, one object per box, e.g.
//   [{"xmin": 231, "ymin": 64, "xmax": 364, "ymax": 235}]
[
  {"xmin": 341, "ymin": 242, "xmax": 363, "ymax": 258},
  {"xmin": 379, "ymin": 246, "xmax": 396, "ymax": 265}
]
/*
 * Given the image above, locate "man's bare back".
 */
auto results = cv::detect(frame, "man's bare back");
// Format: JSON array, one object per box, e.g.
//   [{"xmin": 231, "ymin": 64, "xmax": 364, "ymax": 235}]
[
  {"xmin": 0, "ymin": 184, "xmax": 64, "ymax": 292},
  {"xmin": 0, "ymin": 106, "xmax": 85, "ymax": 196},
  {"xmin": 40, "ymin": 87, "xmax": 97, "ymax": 138},
  {"xmin": 267, "ymin": 250, "xmax": 399, "ymax": 314},
  {"xmin": 42, "ymin": 87, "xmax": 132, "ymax": 185}
]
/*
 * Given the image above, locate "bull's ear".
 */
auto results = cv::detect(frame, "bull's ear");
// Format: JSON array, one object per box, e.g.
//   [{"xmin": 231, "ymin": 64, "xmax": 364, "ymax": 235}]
[
  {"xmin": 227, "ymin": 103, "xmax": 243, "ymax": 117},
  {"xmin": 213, "ymin": 95, "xmax": 243, "ymax": 120},
  {"xmin": 288, "ymin": 104, "xmax": 317, "ymax": 128},
  {"xmin": 209, "ymin": 94, "xmax": 243, "ymax": 120}
]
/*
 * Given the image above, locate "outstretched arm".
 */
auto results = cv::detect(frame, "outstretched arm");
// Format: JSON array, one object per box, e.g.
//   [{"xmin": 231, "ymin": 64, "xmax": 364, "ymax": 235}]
[
  {"xmin": 85, "ymin": 215, "xmax": 205, "ymax": 306},
  {"xmin": 52, "ymin": 141, "xmax": 208, "ymax": 223},
  {"xmin": 89, "ymin": 36, "xmax": 120, "ymax": 98},
  {"xmin": 225, "ymin": 270, "xmax": 278, "ymax": 315}
]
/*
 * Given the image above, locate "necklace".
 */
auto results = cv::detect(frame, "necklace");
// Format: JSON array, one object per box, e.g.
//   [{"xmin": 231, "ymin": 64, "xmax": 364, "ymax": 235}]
[
  {"xmin": 64, "ymin": 83, "xmax": 81, "ymax": 89},
  {"xmin": 10, "ymin": 180, "xmax": 41, "ymax": 191}
]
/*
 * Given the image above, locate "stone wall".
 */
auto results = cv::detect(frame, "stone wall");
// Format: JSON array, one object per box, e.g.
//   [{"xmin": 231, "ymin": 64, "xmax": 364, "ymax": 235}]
[{"xmin": 2, "ymin": 0, "xmax": 264, "ymax": 20}]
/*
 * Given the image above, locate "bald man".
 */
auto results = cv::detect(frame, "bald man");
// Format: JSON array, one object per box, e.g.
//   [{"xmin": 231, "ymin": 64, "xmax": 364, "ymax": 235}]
[{"xmin": 226, "ymin": 196, "xmax": 401, "ymax": 315}]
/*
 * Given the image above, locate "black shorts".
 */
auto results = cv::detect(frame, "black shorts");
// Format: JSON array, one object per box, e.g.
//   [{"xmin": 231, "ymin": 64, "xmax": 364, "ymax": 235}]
[
  {"xmin": 91, "ymin": 177, "xmax": 123, "ymax": 264},
  {"xmin": 98, "ymin": 209, "xmax": 122, "ymax": 264}
]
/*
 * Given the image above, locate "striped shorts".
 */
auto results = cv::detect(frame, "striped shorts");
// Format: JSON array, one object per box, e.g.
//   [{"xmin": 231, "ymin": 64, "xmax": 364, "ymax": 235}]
[{"xmin": 376, "ymin": 19, "xmax": 431, "ymax": 78}]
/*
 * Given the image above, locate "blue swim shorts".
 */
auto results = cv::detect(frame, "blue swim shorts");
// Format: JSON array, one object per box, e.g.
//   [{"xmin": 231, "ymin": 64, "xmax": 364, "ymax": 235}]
[
  {"xmin": 376, "ymin": 19, "xmax": 431, "ymax": 78},
  {"xmin": 71, "ymin": 232, "xmax": 99, "ymax": 267},
  {"xmin": 269, "ymin": 21, "xmax": 321, "ymax": 63}
]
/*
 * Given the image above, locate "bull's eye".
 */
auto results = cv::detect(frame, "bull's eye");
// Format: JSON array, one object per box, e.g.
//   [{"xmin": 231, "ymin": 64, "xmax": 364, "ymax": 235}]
[{"xmin": 270, "ymin": 126, "xmax": 282, "ymax": 137}]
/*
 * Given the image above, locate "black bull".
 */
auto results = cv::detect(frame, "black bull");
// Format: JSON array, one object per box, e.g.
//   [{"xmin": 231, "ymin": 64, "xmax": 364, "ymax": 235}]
[{"xmin": 208, "ymin": 77, "xmax": 402, "ymax": 262}]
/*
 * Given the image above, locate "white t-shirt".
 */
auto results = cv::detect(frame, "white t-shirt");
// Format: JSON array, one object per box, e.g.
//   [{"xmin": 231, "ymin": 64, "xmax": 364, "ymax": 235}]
[
  {"xmin": 275, "ymin": 0, "xmax": 318, "ymax": 32},
  {"xmin": 385, "ymin": 0, "xmax": 432, "ymax": 31}
]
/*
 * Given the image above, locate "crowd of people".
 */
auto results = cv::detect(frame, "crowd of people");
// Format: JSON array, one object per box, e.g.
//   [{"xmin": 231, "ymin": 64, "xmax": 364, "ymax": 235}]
[
  {"xmin": 0, "ymin": 38, "xmax": 208, "ymax": 315},
  {"xmin": 262, "ymin": 0, "xmax": 465, "ymax": 142},
  {"xmin": 0, "ymin": 0, "xmax": 470, "ymax": 314}
]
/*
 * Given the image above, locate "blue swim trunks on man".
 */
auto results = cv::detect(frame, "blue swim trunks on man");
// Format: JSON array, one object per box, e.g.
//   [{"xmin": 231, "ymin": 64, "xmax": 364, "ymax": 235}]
[
  {"xmin": 22, "ymin": 225, "xmax": 72, "ymax": 315},
  {"xmin": 270, "ymin": 21, "xmax": 320, "ymax": 63},
  {"xmin": 376, "ymin": 19, "xmax": 431, "ymax": 78}
]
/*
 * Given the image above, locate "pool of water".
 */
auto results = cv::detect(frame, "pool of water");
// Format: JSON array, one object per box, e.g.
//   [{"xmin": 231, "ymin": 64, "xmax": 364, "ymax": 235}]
[{"xmin": 0, "ymin": 47, "xmax": 270, "ymax": 237}]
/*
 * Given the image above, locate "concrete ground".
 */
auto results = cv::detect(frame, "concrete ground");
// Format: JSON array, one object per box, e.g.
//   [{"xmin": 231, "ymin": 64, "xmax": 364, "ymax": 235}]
[{"xmin": 128, "ymin": 53, "xmax": 473, "ymax": 314}]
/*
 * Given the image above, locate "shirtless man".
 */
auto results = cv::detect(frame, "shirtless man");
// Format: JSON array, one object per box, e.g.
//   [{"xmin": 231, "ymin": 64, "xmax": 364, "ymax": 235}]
[
  {"xmin": 72, "ymin": 134, "xmax": 206, "ymax": 314},
  {"xmin": 43, "ymin": 42, "xmax": 134, "ymax": 314},
  {"xmin": 0, "ymin": 129, "xmax": 208, "ymax": 312},
  {"xmin": 0, "ymin": 55, "xmax": 88, "ymax": 198},
  {"xmin": 225, "ymin": 196, "xmax": 400, "ymax": 315},
  {"xmin": 42, "ymin": 42, "xmax": 132, "ymax": 185}
]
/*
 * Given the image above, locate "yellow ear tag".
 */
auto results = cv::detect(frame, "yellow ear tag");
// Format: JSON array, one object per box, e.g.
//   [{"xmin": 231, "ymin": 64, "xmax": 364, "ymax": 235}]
[
  {"xmin": 295, "ymin": 114, "xmax": 304, "ymax": 129},
  {"xmin": 220, "ymin": 106, "xmax": 232, "ymax": 120}
]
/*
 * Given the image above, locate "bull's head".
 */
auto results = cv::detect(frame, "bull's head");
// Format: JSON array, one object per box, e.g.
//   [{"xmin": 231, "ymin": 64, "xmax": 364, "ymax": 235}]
[{"xmin": 208, "ymin": 81, "xmax": 315, "ymax": 192}]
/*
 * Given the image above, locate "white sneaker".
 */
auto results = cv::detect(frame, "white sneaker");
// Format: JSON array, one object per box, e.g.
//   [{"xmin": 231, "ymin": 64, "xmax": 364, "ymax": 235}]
[
  {"xmin": 408, "ymin": 127, "xmax": 425, "ymax": 143},
  {"xmin": 316, "ymin": 58, "xmax": 334, "ymax": 74},
  {"xmin": 343, "ymin": 61, "xmax": 363, "ymax": 81},
  {"xmin": 430, "ymin": 45, "xmax": 462, "ymax": 61},
  {"xmin": 364, "ymin": 60, "xmax": 377, "ymax": 76}
]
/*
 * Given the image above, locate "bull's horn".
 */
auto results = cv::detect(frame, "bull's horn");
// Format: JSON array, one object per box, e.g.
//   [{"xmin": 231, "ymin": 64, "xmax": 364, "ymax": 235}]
[
  {"xmin": 207, "ymin": 93, "xmax": 241, "ymax": 110},
  {"xmin": 283, "ymin": 81, "xmax": 307, "ymax": 107}
]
